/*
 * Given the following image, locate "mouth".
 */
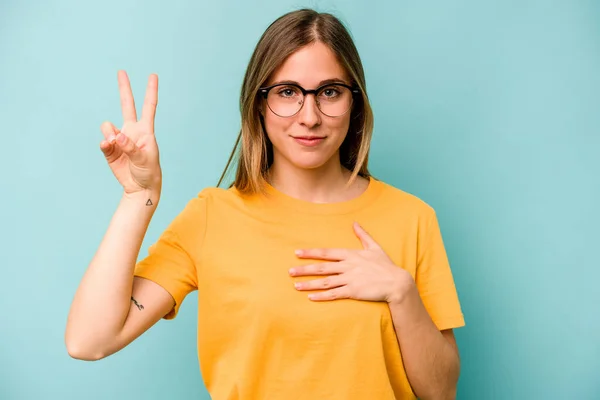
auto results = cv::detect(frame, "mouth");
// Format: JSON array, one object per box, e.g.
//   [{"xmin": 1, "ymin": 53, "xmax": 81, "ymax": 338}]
[{"xmin": 291, "ymin": 136, "xmax": 326, "ymax": 147}]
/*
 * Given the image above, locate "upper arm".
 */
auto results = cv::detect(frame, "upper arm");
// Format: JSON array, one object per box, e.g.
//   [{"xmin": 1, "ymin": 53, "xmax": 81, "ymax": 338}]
[
  {"xmin": 101, "ymin": 277, "xmax": 175, "ymax": 359},
  {"xmin": 441, "ymin": 329, "xmax": 459, "ymax": 355},
  {"xmin": 132, "ymin": 196, "xmax": 207, "ymax": 319},
  {"xmin": 416, "ymin": 209, "xmax": 465, "ymax": 331}
]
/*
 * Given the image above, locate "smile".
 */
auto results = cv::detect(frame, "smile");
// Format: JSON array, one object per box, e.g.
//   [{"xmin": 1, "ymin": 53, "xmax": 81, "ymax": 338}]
[{"xmin": 291, "ymin": 136, "xmax": 326, "ymax": 147}]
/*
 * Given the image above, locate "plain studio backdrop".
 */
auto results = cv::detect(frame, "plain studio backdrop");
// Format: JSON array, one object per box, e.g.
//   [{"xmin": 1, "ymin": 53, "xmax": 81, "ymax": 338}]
[{"xmin": 0, "ymin": 0, "xmax": 598, "ymax": 399}]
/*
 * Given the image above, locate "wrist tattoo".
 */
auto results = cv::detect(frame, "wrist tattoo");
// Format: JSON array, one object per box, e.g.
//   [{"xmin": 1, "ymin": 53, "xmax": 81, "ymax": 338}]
[
  {"xmin": 146, "ymin": 199, "xmax": 153, "ymax": 206},
  {"xmin": 131, "ymin": 296, "xmax": 144, "ymax": 311}
]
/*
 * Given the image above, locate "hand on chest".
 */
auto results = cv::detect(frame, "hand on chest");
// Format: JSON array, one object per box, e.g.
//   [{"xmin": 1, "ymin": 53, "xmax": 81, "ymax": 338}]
[{"xmin": 199, "ymin": 218, "xmax": 415, "ymax": 336}]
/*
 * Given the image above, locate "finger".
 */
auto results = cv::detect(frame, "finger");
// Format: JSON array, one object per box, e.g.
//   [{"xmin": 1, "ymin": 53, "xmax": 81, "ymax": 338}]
[
  {"xmin": 353, "ymin": 222, "xmax": 380, "ymax": 250},
  {"xmin": 141, "ymin": 74, "xmax": 158, "ymax": 130},
  {"xmin": 99, "ymin": 139, "xmax": 113, "ymax": 154},
  {"xmin": 100, "ymin": 138, "xmax": 121, "ymax": 163},
  {"xmin": 117, "ymin": 70, "xmax": 137, "ymax": 123},
  {"xmin": 289, "ymin": 262, "xmax": 347, "ymax": 277},
  {"xmin": 295, "ymin": 248, "xmax": 350, "ymax": 261},
  {"xmin": 100, "ymin": 121, "xmax": 119, "ymax": 142},
  {"xmin": 114, "ymin": 132, "xmax": 145, "ymax": 165},
  {"xmin": 294, "ymin": 275, "xmax": 346, "ymax": 291},
  {"xmin": 308, "ymin": 287, "xmax": 349, "ymax": 301}
]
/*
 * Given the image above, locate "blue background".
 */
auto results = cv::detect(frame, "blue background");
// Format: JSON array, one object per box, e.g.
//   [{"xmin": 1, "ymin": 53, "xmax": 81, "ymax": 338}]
[{"xmin": 1, "ymin": 0, "xmax": 598, "ymax": 398}]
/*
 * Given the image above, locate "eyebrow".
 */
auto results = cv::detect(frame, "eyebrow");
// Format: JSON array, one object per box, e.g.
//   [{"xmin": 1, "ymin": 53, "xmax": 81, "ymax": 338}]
[{"xmin": 270, "ymin": 78, "xmax": 348, "ymax": 87}]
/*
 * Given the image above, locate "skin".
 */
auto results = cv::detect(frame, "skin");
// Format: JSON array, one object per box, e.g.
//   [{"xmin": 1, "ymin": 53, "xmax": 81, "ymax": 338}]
[
  {"xmin": 263, "ymin": 42, "xmax": 461, "ymax": 399},
  {"xmin": 262, "ymin": 41, "xmax": 369, "ymax": 203}
]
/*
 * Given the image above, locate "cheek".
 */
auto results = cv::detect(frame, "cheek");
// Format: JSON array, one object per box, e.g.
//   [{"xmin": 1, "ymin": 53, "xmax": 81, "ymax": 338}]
[
  {"xmin": 332, "ymin": 117, "xmax": 351, "ymax": 135},
  {"xmin": 327, "ymin": 117, "xmax": 352, "ymax": 146},
  {"xmin": 263, "ymin": 114, "xmax": 292, "ymax": 141}
]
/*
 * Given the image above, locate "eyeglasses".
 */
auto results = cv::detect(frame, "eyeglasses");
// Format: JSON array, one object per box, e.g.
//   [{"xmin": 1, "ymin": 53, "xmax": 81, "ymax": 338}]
[{"xmin": 258, "ymin": 82, "xmax": 360, "ymax": 118}]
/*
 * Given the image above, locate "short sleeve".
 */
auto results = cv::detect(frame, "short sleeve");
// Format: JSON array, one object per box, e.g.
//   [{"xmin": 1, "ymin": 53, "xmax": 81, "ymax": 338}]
[
  {"xmin": 134, "ymin": 194, "xmax": 207, "ymax": 320},
  {"xmin": 415, "ymin": 208, "xmax": 465, "ymax": 331}
]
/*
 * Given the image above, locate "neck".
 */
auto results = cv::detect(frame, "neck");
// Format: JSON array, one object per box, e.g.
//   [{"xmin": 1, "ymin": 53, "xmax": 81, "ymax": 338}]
[{"xmin": 267, "ymin": 155, "xmax": 360, "ymax": 203}]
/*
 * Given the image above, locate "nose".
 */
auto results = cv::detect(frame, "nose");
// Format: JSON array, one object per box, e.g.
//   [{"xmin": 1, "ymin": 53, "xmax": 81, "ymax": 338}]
[{"xmin": 297, "ymin": 93, "xmax": 321, "ymax": 127}]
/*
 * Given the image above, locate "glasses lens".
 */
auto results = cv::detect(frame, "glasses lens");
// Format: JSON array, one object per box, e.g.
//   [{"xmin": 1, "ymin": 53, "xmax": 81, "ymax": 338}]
[
  {"xmin": 266, "ymin": 84, "xmax": 353, "ymax": 117},
  {"xmin": 316, "ymin": 85, "xmax": 353, "ymax": 117},
  {"xmin": 267, "ymin": 85, "xmax": 303, "ymax": 117}
]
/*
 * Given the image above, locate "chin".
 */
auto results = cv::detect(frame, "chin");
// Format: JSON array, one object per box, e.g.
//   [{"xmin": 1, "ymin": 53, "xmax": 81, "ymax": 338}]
[
  {"xmin": 290, "ymin": 160, "xmax": 328, "ymax": 171},
  {"xmin": 285, "ymin": 152, "xmax": 338, "ymax": 171}
]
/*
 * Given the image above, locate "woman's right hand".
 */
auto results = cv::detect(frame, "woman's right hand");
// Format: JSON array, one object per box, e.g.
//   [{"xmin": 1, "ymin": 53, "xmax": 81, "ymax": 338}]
[{"xmin": 99, "ymin": 70, "xmax": 162, "ymax": 196}]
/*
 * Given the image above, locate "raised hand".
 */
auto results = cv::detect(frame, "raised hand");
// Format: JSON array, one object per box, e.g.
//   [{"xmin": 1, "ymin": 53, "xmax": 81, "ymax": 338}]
[{"xmin": 99, "ymin": 70, "xmax": 162, "ymax": 196}]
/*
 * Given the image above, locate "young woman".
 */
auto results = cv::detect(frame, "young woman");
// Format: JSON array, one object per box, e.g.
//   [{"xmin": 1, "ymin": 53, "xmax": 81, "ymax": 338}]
[{"xmin": 66, "ymin": 8, "xmax": 465, "ymax": 400}]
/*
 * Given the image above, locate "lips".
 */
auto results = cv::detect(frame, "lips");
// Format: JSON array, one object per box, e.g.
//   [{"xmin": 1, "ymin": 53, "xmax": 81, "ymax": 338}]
[{"xmin": 291, "ymin": 136, "xmax": 326, "ymax": 147}]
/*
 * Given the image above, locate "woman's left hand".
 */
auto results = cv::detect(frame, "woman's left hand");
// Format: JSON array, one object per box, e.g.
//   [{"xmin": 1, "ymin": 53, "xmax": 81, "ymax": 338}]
[{"xmin": 290, "ymin": 222, "xmax": 415, "ymax": 304}]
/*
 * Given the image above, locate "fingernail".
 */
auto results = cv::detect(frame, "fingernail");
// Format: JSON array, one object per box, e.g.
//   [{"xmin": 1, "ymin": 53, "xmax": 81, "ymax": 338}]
[
  {"xmin": 294, "ymin": 282, "xmax": 301, "ymax": 289},
  {"xmin": 295, "ymin": 250, "xmax": 302, "ymax": 256},
  {"xmin": 117, "ymin": 133, "xmax": 126, "ymax": 143},
  {"xmin": 108, "ymin": 135, "xmax": 116, "ymax": 143},
  {"xmin": 289, "ymin": 268, "xmax": 296, "ymax": 275}
]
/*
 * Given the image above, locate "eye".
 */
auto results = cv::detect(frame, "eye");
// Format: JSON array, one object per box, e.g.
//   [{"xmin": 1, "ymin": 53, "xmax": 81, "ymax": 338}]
[
  {"xmin": 320, "ymin": 86, "xmax": 341, "ymax": 98},
  {"xmin": 276, "ymin": 86, "xmax": 300, "ymax": 98}
]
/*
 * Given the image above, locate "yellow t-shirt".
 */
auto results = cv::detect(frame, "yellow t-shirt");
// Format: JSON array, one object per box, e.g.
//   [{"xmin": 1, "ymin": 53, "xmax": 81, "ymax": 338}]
[{"xmin": 134, "ymin": 177, "xmax": 465, "ymax": 399}]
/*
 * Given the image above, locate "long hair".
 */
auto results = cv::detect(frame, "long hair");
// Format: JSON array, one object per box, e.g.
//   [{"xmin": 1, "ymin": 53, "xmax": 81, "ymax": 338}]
[{"xmin": 217, "ymin": 8, "xmax": 374, "ymax": 194}]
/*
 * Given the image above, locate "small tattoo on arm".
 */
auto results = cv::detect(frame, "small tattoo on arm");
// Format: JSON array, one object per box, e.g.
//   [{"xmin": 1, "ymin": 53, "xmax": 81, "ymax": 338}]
[
  {"xmin": 146, "ymin": 199, "xmax": 153, "ymax": 206},
  {"xmin": 131, "ymin": 296, "xmax": 144, "ymax": 311}
]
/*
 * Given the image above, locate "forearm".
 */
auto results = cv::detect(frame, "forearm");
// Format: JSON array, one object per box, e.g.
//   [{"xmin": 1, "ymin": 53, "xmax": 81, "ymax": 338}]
[
  {"xmin": 65, "ymin": 190, "xmax": 159, "ymax": 353},
  {"xmin": 388, "ymin": 282, "xmax": 460, "ymax": 400}
]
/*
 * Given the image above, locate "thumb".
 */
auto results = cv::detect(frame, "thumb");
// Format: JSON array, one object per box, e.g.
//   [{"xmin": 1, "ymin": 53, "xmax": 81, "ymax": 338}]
[
  {"xmin": 353, "ymin": 222, "xmax": 379, "ymax": 250},
  {"xmin": 114, "ymin": 132, "xmax": 145, "ymax": 165}
]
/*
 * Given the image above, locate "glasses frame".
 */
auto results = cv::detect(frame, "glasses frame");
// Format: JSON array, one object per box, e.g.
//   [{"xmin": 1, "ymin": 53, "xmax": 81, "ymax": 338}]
[{"xmin": 258, "ymin": 82, "xmax": 361, "ymax": 118}]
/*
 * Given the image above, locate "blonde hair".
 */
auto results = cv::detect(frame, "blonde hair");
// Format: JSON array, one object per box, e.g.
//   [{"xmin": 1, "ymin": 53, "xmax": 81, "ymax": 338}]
[{"xmin": 217, "ymin": 8, "xmax": 374, "ymax": 194}]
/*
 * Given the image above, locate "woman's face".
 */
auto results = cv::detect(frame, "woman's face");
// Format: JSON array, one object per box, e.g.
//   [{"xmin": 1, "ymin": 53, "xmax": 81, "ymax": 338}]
[{"xmin": 261, "ymin": 41, "xmax": 352, "ymax": 173}]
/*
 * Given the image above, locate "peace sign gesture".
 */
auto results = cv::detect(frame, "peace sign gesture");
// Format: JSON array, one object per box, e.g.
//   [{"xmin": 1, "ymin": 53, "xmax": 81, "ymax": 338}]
[{"xmin": 99, "ymin": 70, "xmax": 162, "ymax": 195}]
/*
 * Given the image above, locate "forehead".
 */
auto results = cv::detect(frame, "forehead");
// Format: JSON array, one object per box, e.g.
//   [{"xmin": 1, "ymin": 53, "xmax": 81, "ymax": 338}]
[{"xmin": 268, "ymin": 41, "xmax": 348, "ymax": 86}]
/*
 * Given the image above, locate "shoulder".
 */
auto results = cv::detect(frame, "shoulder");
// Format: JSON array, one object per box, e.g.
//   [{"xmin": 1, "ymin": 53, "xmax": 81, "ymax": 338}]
[
  {"xmin": 166, "ymin": 186, "xmax": 240, "ymax": 232},
  {"xmin": 373, "ymin": 178, "xmax": 436, "ymax": 218},
  {"xmin": 184, "ymin": 185, "xmax": 253, "ymax": 215},
  {"xmin": 195, "ymin": 185, "xmax": 244, "ymax": 205}
]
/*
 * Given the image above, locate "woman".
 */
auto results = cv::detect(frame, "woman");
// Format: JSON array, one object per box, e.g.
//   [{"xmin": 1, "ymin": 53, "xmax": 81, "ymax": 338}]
[{"xmin": 66, "ymin": 8, "xmax": 465, "ymax": 400}]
